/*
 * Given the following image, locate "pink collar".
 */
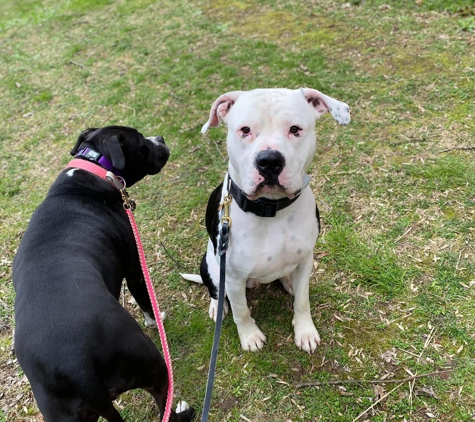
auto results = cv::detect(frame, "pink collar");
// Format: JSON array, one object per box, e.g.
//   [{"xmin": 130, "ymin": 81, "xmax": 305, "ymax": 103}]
[{"xmin": 66, "ymin": 159, "xmax": 125, "ymax": 190}]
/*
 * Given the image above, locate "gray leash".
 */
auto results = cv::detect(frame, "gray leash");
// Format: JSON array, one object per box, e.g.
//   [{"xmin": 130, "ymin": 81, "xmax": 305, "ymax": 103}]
[{"xmin": 201, "ymin": 194, "xmax": 232, "ymax": 422}]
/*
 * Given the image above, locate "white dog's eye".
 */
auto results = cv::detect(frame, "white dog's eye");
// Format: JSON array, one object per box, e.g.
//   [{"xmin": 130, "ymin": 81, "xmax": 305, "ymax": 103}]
[
  {"xmin": 289, "ymin": 125, "xmax": 302, "ymax": 136},
  {"xmin": 240, "ymin": 126, "xmax": 251, "ymax": 136}
]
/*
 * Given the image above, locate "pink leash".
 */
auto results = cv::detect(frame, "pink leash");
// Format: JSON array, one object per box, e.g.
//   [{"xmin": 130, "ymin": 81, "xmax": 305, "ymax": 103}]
[
  {"xmin": 65, "ymin": 159, "xmax": 174, "ymax": 422},
  {"xmin": 126, "ymin": 208, "xmax": 174, "ymax": 422}
]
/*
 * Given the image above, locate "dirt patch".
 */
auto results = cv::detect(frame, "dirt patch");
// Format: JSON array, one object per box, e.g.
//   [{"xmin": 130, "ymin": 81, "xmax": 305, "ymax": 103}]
[{"xmin": 217, "ymin": 394, "xmax": 239, "ymax": 413}]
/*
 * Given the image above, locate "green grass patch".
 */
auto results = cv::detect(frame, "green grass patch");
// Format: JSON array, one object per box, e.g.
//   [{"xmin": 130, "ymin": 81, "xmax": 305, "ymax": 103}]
[{"xmin": 322, "ymin": 215, "xmax": 417, "ymax": 295}]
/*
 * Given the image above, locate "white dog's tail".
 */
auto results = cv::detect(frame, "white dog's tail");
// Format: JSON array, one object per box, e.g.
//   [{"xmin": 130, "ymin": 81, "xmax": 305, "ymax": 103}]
[{"xmin": 180, "ymin": 273, "xmax": 203, "ymax": 284}]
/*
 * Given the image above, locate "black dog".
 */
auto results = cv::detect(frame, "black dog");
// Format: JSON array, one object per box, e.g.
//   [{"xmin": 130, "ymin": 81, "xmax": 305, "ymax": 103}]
[{"xmin": 13, "ymin": 126, "xmax": 195, "ymax": 422}]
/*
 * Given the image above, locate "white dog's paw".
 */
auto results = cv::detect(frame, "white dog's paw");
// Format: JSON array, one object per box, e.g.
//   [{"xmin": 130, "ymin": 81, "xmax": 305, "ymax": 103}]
[
  {"xmin": 143, "ymin": 311, "xmax": 156, "ymax": 327},
  {"xmin": 238, "ymin": 324, "xmax": 267, "ymax": 352},
  {"xmin": 279, "ymin": 276, "xmax": 294, "ymax": 296},
  {"xmin": 208, "ymin": 298, "xmax": 229, "ymax": 322},
  {"xmin": 294, "ymin": 321, "xmax": 321, "ymax": 353},
  {"xmin": 176, "ymin": 400, "xmax": 190, "ymax": 413}
]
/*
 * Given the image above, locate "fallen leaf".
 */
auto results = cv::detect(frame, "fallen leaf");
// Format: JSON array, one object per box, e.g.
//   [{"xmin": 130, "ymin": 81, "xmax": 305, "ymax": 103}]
[
  {"xmin": 373, "ymin": 384, "xmax": 385, "ymax": 399},
  {"xmin": 381, "ymin": 349, "xmax": 397, "ymax": 363},
  {"xmin": 338, "ymin": 386, "xmax": 353, "ymax": 396},
  {"xmin": 415, "ymin": 385, "xmax": 438, "ymax": 399},
  {"xmin": 315, "ymin": 251, "xmax": 330, "ymax": 259}
]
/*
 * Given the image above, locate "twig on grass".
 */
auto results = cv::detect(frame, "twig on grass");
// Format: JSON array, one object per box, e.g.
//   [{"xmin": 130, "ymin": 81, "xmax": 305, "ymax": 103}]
[
  {"xmin": 351, "ymin": 382, "xmax": 404, "ymax": 422},
  {"xmin": 395, "ymin": 347, "xmax": 419, "ymax": 358},
  {"xmin": 119, "ymin": 104, "xmax": 136, "ymax": 117},
  {"xmin": 159, "ymin": 241, "xmax": 186, "ymax": 271},
  {"xmin": 327, "ymin": 170, "xmax": 359, "ymax": 175},
  {"xmin": 404, "ymin": 368, "xmax": 416, "ymax": 416},
  {"xmin": 68, "ymin": 60, "xmax": 86, "ymax": 69},
  {"xmin": 316, "ymin": 196, "xmax": 333, "ymax": 212},
  {"xmin": 213, "ymin": 141, "xmax": 226, "ymax": 161},
  {"xmin": 438, "ymin": 146, "xmax": 475, "ymax": 153},
  {"xmin": 417, "ymin": 326, "xmax": 436, "ymax": 363},
  {"xmin": 295, "ymin": 369, "xmax": 453, "ymax": 388},
  {"xmin": 394, "ymin": 227, "xmax": 412, "ymax": 243},
  {"xmin": 455, "ymin": 250, "xmax": 462, "ymax": 275}
]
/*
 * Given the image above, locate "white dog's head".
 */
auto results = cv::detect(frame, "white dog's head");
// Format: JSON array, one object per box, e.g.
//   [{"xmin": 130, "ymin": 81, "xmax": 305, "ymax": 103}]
[{"xmin": 202, "ymin": 88, "xmax": 350, "ymax": 200}]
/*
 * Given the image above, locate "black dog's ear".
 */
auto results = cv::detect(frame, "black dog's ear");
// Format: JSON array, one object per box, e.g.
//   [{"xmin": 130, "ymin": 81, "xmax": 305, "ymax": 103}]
[
  {"xmin": 104, "ymin": 134, "xmax": 126, "ymax": 170},
  {"xmin": 70, "ymin": 128, "xmax": 99, "ymax": 156}
]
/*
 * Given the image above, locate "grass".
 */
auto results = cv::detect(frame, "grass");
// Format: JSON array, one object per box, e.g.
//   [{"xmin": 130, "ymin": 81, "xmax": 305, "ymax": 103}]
[{"xmin": 1, "ymin": 0, "xmax": 475, "ymax": 420}]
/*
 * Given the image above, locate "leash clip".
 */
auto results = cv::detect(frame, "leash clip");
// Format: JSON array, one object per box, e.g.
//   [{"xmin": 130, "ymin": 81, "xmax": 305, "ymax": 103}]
[
  {"xmin": 120, "ymin": 187, "xmax": 136, "ymax": 211},
  {"xmin": 106, "ymin": 171, "xmax": 136, "ymax": 211},
  {"xmin": 220, "ymin": 194, "xmax": 232, "ymax": 228}
]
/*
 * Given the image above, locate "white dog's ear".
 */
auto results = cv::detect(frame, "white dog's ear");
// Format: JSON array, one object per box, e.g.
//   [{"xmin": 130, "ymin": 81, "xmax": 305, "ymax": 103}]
[
  {"xmin": 300, "ymin": 88, "xmax": 351, "ymax": 125},
  {"xmin": 201, "ymin": 91, "xmax": 243, "ymax": 133}
]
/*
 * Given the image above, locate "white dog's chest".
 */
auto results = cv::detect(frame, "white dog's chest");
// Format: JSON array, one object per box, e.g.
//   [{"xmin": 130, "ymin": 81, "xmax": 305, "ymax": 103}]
[{"xmin": 223, "ymin": 193, "xmax": 318, "ymax": 283}]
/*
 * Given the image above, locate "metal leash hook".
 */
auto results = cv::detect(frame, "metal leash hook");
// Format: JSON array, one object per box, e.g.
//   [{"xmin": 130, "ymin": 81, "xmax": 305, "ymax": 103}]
[
  {"xmin": 106, "ymin": 172, "xmax": 136, "ymax": 211},
  {"xmin": 220, "ymin": 194, "xmax": 232, "ymax": 229},
  {"xmin": 120, "ymin": 186, "xmax": 136, "ymax": 211}
]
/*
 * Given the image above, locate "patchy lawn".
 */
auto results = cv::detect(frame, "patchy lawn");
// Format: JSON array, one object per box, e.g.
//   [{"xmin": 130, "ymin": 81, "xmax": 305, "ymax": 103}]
[{"xmin": 1, "ymin": 0, "xmax": 474, "ymax": 421}]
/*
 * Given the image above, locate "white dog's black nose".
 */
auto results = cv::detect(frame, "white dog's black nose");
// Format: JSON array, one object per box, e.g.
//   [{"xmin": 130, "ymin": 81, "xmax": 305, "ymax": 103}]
[{"xmin": 255, "ymin": 150, "xmax": 285, "ymax": 177}]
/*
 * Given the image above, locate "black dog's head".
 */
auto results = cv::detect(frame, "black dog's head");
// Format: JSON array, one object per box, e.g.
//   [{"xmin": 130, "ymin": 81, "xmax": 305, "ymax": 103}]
[{"xmin": 70, "ymin": 126, "xmax": 170, "ymax": 187}]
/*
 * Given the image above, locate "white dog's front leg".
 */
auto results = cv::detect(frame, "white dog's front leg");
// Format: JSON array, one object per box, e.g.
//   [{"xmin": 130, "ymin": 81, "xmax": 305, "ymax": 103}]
[
  {"xmin": 206, "ymin": 244, "xmax": 230, "ymax": 322},
  {"xmin": 208, "ymin": 296, "xmax": 229, "ymax": 322},
  {"xmin": 227, "ymin": 278, "xmax": 267, "ymax": 351},
  {"xmin": 280, "ymin": 275, "xmax": 294, "ymax": 295},
  {"xmin": 291, "ymin": 257, "xmax": 320, "ymax": 353}
]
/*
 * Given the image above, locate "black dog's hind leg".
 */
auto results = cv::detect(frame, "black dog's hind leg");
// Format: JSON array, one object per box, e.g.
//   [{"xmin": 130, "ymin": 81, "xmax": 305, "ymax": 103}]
[
  {"xmin": 146, "ymin": 385, "xmax": 195, "ymax": 422},
  {"xmin": 126, "ymin": 273, "xmax": 156, "ymax": 325},
  {"xmin": 143, "ymin": 350, "xmax": 195, "ymax": 422},
  {"xmin": 97, "ymin": 405, "xmax": 125, "ymax": 422},
  {"xmin": 89, "ymin": 387, "xmax": 125, "ymax": 422},
  {"xmin": 170, "ymin": 405, "xmax": 196, "ymax": 422}
]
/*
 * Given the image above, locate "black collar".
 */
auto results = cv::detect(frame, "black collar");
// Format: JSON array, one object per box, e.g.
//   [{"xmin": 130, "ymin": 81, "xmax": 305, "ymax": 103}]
[{"xmin": 229, "ymin": 179, "xmax": 300, "ymax": 217}]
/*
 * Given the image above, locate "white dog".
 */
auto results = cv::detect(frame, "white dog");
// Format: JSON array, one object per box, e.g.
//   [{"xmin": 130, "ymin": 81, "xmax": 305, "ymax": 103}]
[{"xmin": 183, "ymin": 88, "xmax": 350, "ymax": 353}]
